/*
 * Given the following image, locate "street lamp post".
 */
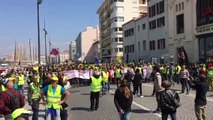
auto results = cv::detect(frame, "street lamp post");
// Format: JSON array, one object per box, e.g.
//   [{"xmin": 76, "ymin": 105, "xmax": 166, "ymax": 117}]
[
  {"xmin": 37, "ymin": 0, "xmax": 42, "ymax": 64},
  {"xmin": 43, "ymin": 21, "xmax": 48, "ymax": 64}
]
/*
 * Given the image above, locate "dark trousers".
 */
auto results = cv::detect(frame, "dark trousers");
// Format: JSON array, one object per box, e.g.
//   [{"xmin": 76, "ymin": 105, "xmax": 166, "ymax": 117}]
[
  {"xmin": 162, "ymin": 113, "xmax": 176, "ymax": 120},
  {"xmin": 116, "ymin": 78, "xmax": 121, "ymax": 87},
  {"xmin": 181, "ymin": 78, "xmax": 189, "ymax": 94},
  {"xmin": 90, "ymin": 92, "xmax": 100, "ymax": 110},
  {"xmin": 133, "ymin": 83, "xmax": 142, "ymax": 96},
  {"xmin": 32, "ymin": 99, "xmax": 39, "ymax": 120}
]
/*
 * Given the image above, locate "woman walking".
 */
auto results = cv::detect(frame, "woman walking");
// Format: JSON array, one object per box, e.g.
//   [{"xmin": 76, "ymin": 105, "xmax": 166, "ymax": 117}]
[{"xmin": 114, "ymin": 80, "xmax": 133, "ymax": 120}]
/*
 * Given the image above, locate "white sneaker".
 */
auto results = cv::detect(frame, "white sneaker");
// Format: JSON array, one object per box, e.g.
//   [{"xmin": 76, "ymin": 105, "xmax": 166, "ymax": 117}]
[{"xmin": 140, "ymin": 96, "xmax": 144, "ymax": 98}]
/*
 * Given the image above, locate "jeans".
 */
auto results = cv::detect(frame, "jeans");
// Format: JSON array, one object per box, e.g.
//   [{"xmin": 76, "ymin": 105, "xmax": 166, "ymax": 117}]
[
  {"xmin": 162, "ymin": 113, "xmax": 176, "ymax": 120},
  {"xmin": 19, "ymin": 85, "xmax": 24, "ymax": 95},
  {"xmin": 46, "ymin": 108, "xmax": 61, "ymax": 120},
  {"xmin": 102, "ymin": 82, "xmax": 108, "ymax": 94},
  {"xmin": 32, "ymin": 99, "xmax": 39, "ymax": 120},
  {"xmin": 181, "ymin": 78, "xmax": 190, "ymax": 94},
  {"xmin": 120, "ymin": 112, "xmax": 130, "ymax": 120}
]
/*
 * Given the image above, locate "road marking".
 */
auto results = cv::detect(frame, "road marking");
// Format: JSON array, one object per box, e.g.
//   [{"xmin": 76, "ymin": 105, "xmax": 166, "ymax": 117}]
[{"xmin": 109, "ymin": 90, "xmax": 164, "ymax": 119}]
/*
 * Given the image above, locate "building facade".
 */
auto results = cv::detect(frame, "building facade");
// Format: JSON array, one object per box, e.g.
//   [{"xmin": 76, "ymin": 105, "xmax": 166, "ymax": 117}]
[
  {"xmin": 75, "ymin": 26, "xmax": 99, "ymax": 63},
  {"xmin": 69, "ymin": 41, "xmax": 77, "ymax": 61},
  {"xmin": 97, "ymin": 0, "xmax": 147, "ymax": 63},
  {"xmin": 167, "ymin": 0, "xmax": 197, "ymax": 64},
  {"xmin": 123, "ymin": 0, "xmax": 201, "ymax": 64},
  {"xmin": 60, "ymin": 50, "xmax": 69, "ymax": 63},
  {"xmin": 123, "ymin": 15, "xmax": 149, "ymax": 63},
  {"xmin": 196, "ymin": 0, "xmax": 213, "ymax": 63}
]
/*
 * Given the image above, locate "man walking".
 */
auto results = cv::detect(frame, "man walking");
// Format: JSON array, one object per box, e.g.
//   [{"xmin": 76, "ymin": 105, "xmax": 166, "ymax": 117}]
[{"xmin": 89, "ymin": 68, "xmax": 102, "ymax": 111}]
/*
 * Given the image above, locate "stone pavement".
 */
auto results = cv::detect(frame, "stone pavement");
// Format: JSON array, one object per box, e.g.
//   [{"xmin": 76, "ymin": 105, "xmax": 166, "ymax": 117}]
[
  {"xmin": 1, "ymin": 83, "xmax": 213, "ymax": 120},
  {"xmin": 68, "ymin": 83, "xmax": 213, "ymax": 120}
]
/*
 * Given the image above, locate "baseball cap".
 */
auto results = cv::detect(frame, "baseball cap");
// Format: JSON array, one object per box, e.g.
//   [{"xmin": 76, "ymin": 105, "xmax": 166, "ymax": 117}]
[{"xmin": 12, "ymin": 108, "xmax": 32, "ymax": 120}]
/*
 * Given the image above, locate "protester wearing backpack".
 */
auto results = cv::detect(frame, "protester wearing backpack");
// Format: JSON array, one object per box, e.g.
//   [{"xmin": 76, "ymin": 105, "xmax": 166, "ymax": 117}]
[
  {"xmin": 159, "ymin": 80, "xmax": 180, "ymax": 120},
  {"xmin": 0, "ymin": 78, "xmax": 25, "ymax": 120}
]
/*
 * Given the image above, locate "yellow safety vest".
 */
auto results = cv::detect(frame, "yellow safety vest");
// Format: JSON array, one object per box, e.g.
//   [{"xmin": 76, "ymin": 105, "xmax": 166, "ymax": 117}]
[
  {"xmin": 138, "ymin": 67, "xmax": 142, "ymax": 74},
  {"xmin": 18, "ymin": 74, "xmax": 25, "ymax": 85},
  {"xmin": 30, "ymin": 82, "xmax": 40, "ymax": 99},
  {"xmin": 102, "ymin": 71, "xmax": 108, "ymax": 82},
  {"xmin": 46, "ymin": 85, "xmax": 62, "ymax": 109},
  {"xmin": 0, "ymin": 85, "xmax": 6, "ymax": 92},
  {"xmin": 33, "ymin": 66, "xmax": 39, "ymax": 72},
  {"xmin": 115, "ymin": 69, "xmax": 121, "ymax": 78},
  {"xmin": 90, "ymin": 76, "xmax": 102, "ymax": 92}
]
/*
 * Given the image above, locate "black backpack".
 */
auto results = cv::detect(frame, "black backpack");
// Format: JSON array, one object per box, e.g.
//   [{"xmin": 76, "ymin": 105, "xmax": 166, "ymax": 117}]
[{"xmin": 5, "ymin": 91, "xmax": 20, "ymax": 111}]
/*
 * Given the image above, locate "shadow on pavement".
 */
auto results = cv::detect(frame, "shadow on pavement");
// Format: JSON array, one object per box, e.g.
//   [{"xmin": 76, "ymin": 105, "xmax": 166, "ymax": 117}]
[
  {"xmin": 71, "ymin": 107, "xmax": 89, "ymax": 111},
  {"xmin": 131, "ymin": 109, "xmax": 151, "ymax": 113}
]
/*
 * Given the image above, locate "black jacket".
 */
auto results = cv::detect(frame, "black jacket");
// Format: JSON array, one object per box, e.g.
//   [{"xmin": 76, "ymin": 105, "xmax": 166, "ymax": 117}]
[
  {"xmin": 114, "ymin": 87, "xmax": 133, "ymax": 113},
  {"xmin": 189, "ymin": 81, "xmax": 208, "ymax": 106},
  {"xmin": 159, "ymin": 89, "xmax": 180, "ymax": 114},
  {"xmin": 133, "ymin": 73, "xmax": 143, "ymax": 85}
]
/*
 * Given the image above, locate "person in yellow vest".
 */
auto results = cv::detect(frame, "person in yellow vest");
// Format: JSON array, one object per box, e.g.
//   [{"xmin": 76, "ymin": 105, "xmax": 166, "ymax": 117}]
[
  {"xmin": 29, "ymin": 75, "xmax": 41, "ymax": 120},
  {"xmin": 101, "ymin": 67, "xmax": 109, "ymax": 95},
  {"xmin": 40, "ymin": 75, "xmax": 70, "ymax": 120},
  {"xmin": 115, "ymin": 66, "xmax": 122, "ymax": 88},
  {"xmin": 18, "ymin": 72, "xmax": 25, "ymax": 95},
  {"xmin": 88, "ymin": 68, "xmax": 102, "ymax": 111},
  {"xmin": 207, "ymin": 66, "xmax": 213, "ymax": 90},
  {"xmin": 175, "ymin": 64, "xmax": 181, "ymax": 84}
]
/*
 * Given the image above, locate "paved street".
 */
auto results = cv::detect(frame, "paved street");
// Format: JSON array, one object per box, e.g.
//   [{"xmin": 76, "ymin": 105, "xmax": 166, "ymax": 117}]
[
  {"xmin": 66, "ymin": 83, "xmax": 213, "ymax": 120},
  {"xmin": 1, "ymin": 83, "xmax": 212, "ymax": 120}
]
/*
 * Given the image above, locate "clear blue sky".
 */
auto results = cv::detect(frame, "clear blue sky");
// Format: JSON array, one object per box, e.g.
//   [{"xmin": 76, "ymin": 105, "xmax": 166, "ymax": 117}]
[{"xmin": 0, "ymin": 0, "xmax": 103, "ymax": 57}]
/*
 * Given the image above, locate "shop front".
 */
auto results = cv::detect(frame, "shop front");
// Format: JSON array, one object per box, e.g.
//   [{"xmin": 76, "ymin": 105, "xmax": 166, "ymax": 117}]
[{"xmin": 196, "ymin": 0, "xmax": 213, "ymax": 63}]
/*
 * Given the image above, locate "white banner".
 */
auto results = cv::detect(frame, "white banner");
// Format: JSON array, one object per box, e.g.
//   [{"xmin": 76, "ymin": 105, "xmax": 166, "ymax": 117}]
[{"xmin": 62, "ymin": 70, "xmax": 90, "ymax": 80}]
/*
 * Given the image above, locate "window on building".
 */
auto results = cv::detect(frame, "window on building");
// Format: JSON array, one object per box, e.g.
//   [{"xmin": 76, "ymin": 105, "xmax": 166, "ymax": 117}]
[
  {"xmin": 114, "ymin": 38, "xmax": 118, "ymax": 42},
  {"xmin": 138, "ymin": 41, "xmax": 141, "ymax": 51},
  {"xmin": 124, "ymin": 28, "xmax": 134, "ymax": 37},
  {"xmin": 176, "ymin": 14, "xmax": 184, "ymax": 34},
  {"xmin": 150, "ymin": 40, "xmax": 155, "ymax": 50},
  {"xmin": 179, "ymin": 3, "xmax": 181, "ymax": 11},
  {"xmin": 159, "ymin": 0, "xmax": 164, "ymax": 13},
  {"xmin": 157, "ymin": 39, "xmax": 165, "ymax": 49},
  {"xmin": 156, "ymin": 3, "xmax": 159, "ymax": 14},
  {"xmin": 149, "ymin": 20, "xmax": 156, "ymax": 30},
  {"xmin": 138, "ymin": 25, "xmax": 140, "ymax": 31},
  {"xmin": 119, "ymin": 38, "xmax": 123, "ymax": 42},
  {"xmin": 119, "ymin": 48, "xmax": 123, "ymax": 52},
  {"xmin": 152, "ymin": 5, "xmax": 156, "ymax": 16},
  {"xmin": 118, "ymin": 17, "xmax": 124, "ymax": 22},
  {"xmin": 142, "ymin": 23, "xmax": 146, "ymax": 29},
  {"xmin": 143, "ymin": 40, "xmax": 146, "ymax": 51},
  {"xmin": 176, "ymin": 4, "xmax": 178, "ymax": 12},
  {"xmin": 111, "ymin": 17, "xmax": 124, "ymax": 23},
  {"xmin": 139, "ymin": 0, "xmax": 146, "ymax": 4},
  {"xmin": 182, "ymin": 2, "xmax": 184, "ymax": 10},
  {"xmin": 157, "ymin": 17, "xmax": 165, "ymax": 27},
  {"xmin": 149, "ymin": 7, "xmax": 152, "ymax": 17}
]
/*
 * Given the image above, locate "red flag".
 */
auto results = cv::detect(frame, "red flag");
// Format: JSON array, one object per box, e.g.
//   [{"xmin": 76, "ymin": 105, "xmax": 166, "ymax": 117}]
[{"xmin": 50, "ymin": 49, "xmax": 59, "ymax": 56}]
